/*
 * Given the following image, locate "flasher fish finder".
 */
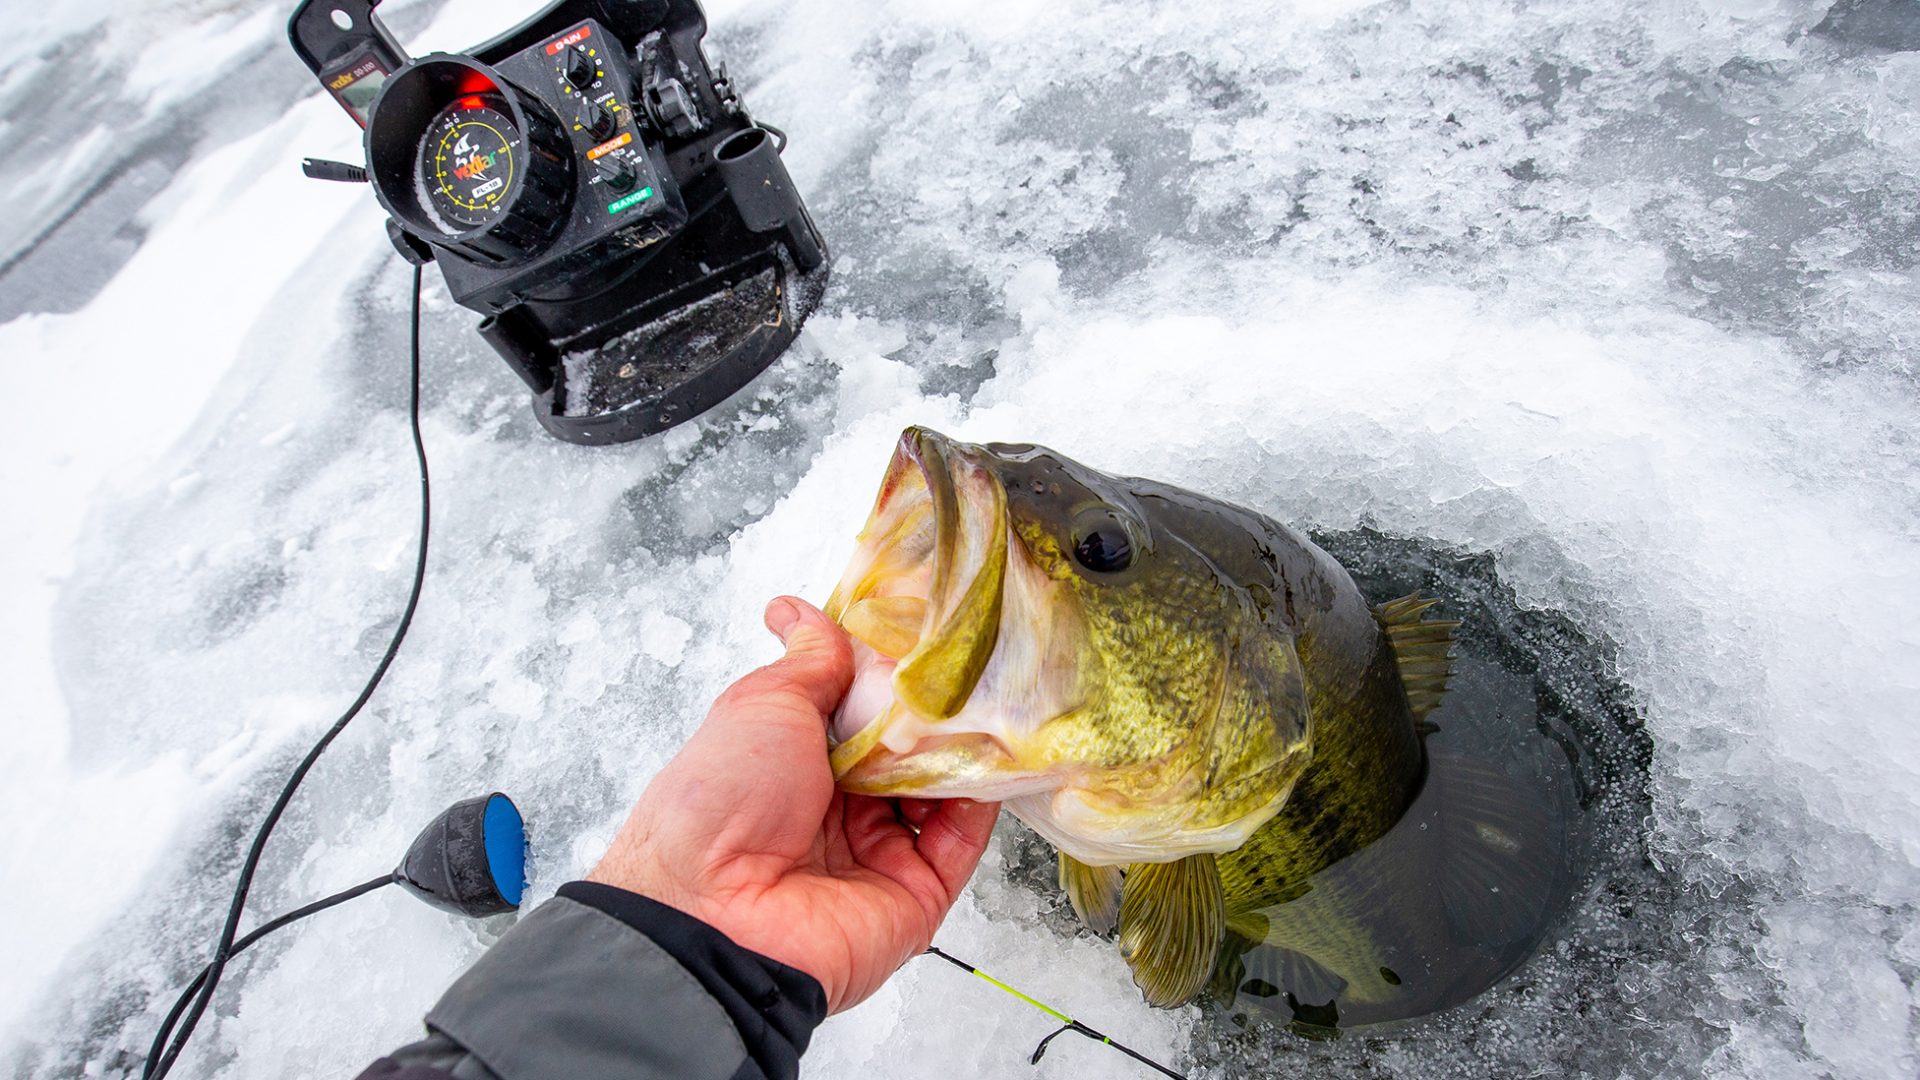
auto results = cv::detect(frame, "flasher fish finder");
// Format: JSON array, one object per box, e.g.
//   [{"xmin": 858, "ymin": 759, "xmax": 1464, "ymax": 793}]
[{"xmin": 289, "ymin": 0, "xmax": 828, "ymax": 444}]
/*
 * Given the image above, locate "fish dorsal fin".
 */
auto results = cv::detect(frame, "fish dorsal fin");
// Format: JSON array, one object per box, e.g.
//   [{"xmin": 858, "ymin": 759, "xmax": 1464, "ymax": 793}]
[
  {"xmin": 1059, "ymin": 852, "xmax": 1123, "ymax": 934},
  {"xmin": 1117, "ymin": 853, "xmax": 1226, "ymax": 1008},
  {"xmin": 1372, "ymin": 592, "xmax": 1458, "ymax": 723}
]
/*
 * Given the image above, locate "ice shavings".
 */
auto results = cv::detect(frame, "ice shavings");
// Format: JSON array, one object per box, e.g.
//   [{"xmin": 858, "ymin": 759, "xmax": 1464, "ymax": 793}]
[{"xmin": 4, "ymin": 1, "xmax": 1919, "ymax": 1078}]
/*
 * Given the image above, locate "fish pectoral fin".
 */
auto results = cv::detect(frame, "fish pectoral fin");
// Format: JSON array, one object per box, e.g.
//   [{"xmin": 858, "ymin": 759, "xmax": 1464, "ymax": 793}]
[
  {"xmin": 1058, "ymin": 852, "xmax": 1123, "ymax": 934},
  {"xmin": 1117, "ymin": 853, "xmax": 1226, "ymax": 1008}
]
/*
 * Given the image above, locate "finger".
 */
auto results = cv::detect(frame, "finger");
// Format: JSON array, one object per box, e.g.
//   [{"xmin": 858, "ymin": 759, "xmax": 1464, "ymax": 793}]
[
  {"xmin": 842, "ymin": 793, "xmax": 921, "ymax": 875},
  {"xmin": 897, "ymin": 798, "xmax": 940, "ymax": 829},
  {"xmin": 707, "ymin": 597, "xmax": 855, "ymax": 734},
  {"xmin": 914, "ymin": 799, "xmax": 1001, "ymax": 901}
]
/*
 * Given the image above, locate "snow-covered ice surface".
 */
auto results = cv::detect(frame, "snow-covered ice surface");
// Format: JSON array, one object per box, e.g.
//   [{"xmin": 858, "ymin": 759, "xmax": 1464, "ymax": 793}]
[{"xmin": 3, "ymin": 0, "xmax": 1918, "ymax": 1076}]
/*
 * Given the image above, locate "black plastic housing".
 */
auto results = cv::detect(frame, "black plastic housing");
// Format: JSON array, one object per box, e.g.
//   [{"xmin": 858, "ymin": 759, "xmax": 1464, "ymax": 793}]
[
  {"xmin": 365, "ymin": 58, "xmax": 579, "ymax": 264},
  {"xmin": 394, "ymin": 793, "xmax": 526, "ymax": 918},
  {"xmin": 716, "ymin": 127, "xmax": 825, "ymax": 272},
  {"xmin": 290, "ymin": 0, "xmax": 828, "ymax": 444}
]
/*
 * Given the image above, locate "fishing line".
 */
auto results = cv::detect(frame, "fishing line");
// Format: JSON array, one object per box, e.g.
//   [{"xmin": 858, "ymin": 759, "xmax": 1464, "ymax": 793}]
[
  {"xmin": 142, "ymin": 263, "xmax": 433, "ymax": 1080},
  {"xmin": 923, "ymin": 946, "xmax": 1189, "ymax": 1080}
]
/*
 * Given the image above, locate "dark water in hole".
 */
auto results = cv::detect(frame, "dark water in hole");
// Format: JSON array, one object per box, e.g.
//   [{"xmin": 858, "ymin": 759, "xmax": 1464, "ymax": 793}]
[{"xmin": 995, "ymin": 527, "xmax": 1653, "ymax": 1067}]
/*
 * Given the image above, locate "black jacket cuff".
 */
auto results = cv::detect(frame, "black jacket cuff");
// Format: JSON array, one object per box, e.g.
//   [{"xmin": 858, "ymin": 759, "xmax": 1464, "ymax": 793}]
[
  {"xmin": 557, "ymin": 881, "xmax": 828, "ymax": 1078},
  {"xmin": 369, "ymin": 884, "xmax": 827, "ymax": 1080}
]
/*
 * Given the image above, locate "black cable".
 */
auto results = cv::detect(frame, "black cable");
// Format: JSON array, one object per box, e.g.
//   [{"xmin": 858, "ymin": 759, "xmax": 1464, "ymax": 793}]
[
  {"xmin": 142, "ymin": 263, "xmax": 432, "ymax": 1080},
  {"xmin": 142, "ymin": 875, "xmax": 396, "ymax": 1072},
  {"xmin": 133, "ymin": 260, "xmax": 1186, "ymax": 1080}
]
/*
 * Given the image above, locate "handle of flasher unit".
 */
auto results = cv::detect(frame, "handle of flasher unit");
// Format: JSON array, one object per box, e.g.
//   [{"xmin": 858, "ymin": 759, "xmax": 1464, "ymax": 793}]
[{"xmin": 714, "ymin": 125, "xmax": 824, "ymax": 272}]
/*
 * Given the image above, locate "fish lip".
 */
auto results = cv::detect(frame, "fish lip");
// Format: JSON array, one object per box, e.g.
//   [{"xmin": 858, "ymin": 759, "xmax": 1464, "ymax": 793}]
[
  {"xmin": 901, "ymin": 426, "xmax": 965, "ymax": 620},
  {"xmin": 900, "ymin": 425, "xmax": 963, "ymax": 528},
  {"xmin": 827, "ymin": 426, "xmax": 1006, "ymax": 773}
]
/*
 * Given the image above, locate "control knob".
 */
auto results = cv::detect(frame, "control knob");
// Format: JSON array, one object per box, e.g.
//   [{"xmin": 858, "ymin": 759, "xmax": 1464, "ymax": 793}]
[
  {"xmin": 596, "ymin": 157, "xmax": 637, "ymax": 193},
  {"xmin": 581, "ymin": 100, "xmax": 617, "ymax": 142},
  {"xmin": 563, "ymin": 46, "xmax": 595, "ymax": 90}
]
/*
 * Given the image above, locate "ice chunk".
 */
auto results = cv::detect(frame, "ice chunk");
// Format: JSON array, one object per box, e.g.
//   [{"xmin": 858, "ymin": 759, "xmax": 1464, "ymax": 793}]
[{"xmin": 5, "ymin": 1, "xmax": 1920, "ymax": 1078}]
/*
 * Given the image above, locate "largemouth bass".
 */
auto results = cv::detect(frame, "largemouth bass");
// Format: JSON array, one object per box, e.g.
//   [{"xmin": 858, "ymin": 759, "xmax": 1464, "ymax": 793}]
[{"xmin": 824, "ymin": 427, "xmax": 1456, "ymax": 1007}]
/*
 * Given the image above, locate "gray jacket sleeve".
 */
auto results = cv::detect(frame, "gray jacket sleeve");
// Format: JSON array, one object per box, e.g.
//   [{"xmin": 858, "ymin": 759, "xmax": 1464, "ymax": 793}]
[{"xmin": 356, "ymin": 882, "xmax": 827, "ymax": 1080}]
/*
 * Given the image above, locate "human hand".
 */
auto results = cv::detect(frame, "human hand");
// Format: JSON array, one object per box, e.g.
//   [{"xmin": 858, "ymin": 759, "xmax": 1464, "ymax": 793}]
[{"xmin": 588, "ymin": 596, "xmax": 1001, "ymax": 1013}]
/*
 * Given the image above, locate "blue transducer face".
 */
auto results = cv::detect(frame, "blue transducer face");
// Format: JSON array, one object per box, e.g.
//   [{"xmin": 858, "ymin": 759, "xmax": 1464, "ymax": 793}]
[{"xmin": 483, "ymin": 792, "xmax": 527, "ymax": 907}]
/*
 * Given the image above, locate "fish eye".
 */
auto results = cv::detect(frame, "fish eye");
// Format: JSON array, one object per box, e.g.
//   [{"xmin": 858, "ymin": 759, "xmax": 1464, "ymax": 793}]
[{"xmin": 1071, "ymin": 508, "xmax": 1134, "ymax": 574}]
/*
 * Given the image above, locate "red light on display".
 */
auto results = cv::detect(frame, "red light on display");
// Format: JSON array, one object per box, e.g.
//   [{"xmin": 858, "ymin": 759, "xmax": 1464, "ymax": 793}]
[{"xmin": 458, "ymin": 96, "xmax": 487, "ymax": 110}]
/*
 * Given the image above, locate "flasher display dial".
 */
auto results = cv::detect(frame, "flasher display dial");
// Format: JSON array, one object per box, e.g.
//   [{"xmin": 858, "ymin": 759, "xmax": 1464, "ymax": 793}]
[
  {"xmin": 365, "ymin": 55, "xmax": 575, "ymax": 266},
  {"xmin": 418, "ymin": 98, "xmax": 521, "ymax": 231}
]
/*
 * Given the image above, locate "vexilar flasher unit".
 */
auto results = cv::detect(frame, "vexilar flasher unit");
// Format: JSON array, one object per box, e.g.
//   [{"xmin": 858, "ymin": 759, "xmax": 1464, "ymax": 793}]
[{"xmin": 290, "ymin": 0, "xmax": 828, "ymax": 444}]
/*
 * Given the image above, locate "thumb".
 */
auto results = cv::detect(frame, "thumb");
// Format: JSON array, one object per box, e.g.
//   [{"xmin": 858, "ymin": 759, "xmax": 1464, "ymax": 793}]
[{"xmin": 736, "ymin": 595, "xmax": 854, "ymax": 718}]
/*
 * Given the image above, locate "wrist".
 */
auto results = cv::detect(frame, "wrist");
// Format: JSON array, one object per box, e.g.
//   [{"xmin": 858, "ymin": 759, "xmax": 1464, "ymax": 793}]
[
  {"xmin": 586, "ymin": 849, "xmax": 691, "ymax": 915},
  {"xmin": 585, "ymin": 853, "xmax": 748, "ymax": 957},
  {"xmin": 583, "ymin": 866, "xmax": 831, "ymax": 1000}
]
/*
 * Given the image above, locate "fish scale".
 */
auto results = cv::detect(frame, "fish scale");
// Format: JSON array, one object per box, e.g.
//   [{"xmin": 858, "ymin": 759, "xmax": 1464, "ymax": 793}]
[{"xmin": 828, "ymin": 428, "xmax": 1451, "ymax": 1007}]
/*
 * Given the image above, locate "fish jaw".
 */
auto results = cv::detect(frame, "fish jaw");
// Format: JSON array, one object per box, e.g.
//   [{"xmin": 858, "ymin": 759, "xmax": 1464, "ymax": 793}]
[
  {"xmin": 824, "ymin": 428, "xmax": 945, "ymax": 752},
  {"xmin": 836, "ymin": 733, "xmax": 1060, "ymax": 800},
  {"xmin": 891, "ymin": 438, "xmax": 1007, "ymax": 721},
  {"xmin": 826, "ymin": 427, "xmax": 1008, "ymax": 766},
  {"xmin": 827, "ymin": 427, "xmax": 1089, "ymax": 797},
  {"xmin": 1005, "ymin": 775, "xmax": 1299, "ymax": 867}
]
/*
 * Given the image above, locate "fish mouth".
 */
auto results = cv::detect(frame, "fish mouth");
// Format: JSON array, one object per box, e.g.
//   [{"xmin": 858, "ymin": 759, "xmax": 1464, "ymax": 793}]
[{"xmin": 825, "ymin": 427, "xmax": 1017, "ymax": 788}]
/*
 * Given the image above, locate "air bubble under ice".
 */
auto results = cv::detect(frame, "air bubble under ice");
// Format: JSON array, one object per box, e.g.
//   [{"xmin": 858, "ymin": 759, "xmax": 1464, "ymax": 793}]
[{"xmin": 1, "ymin": 1, "xmax": 1916, "ymax": 1078}]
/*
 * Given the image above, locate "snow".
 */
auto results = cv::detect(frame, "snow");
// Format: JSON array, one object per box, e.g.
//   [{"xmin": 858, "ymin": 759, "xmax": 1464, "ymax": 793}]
[{"xmin": 3, "ymin": 1, "xmax": 1918, "ymax": 1078}]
